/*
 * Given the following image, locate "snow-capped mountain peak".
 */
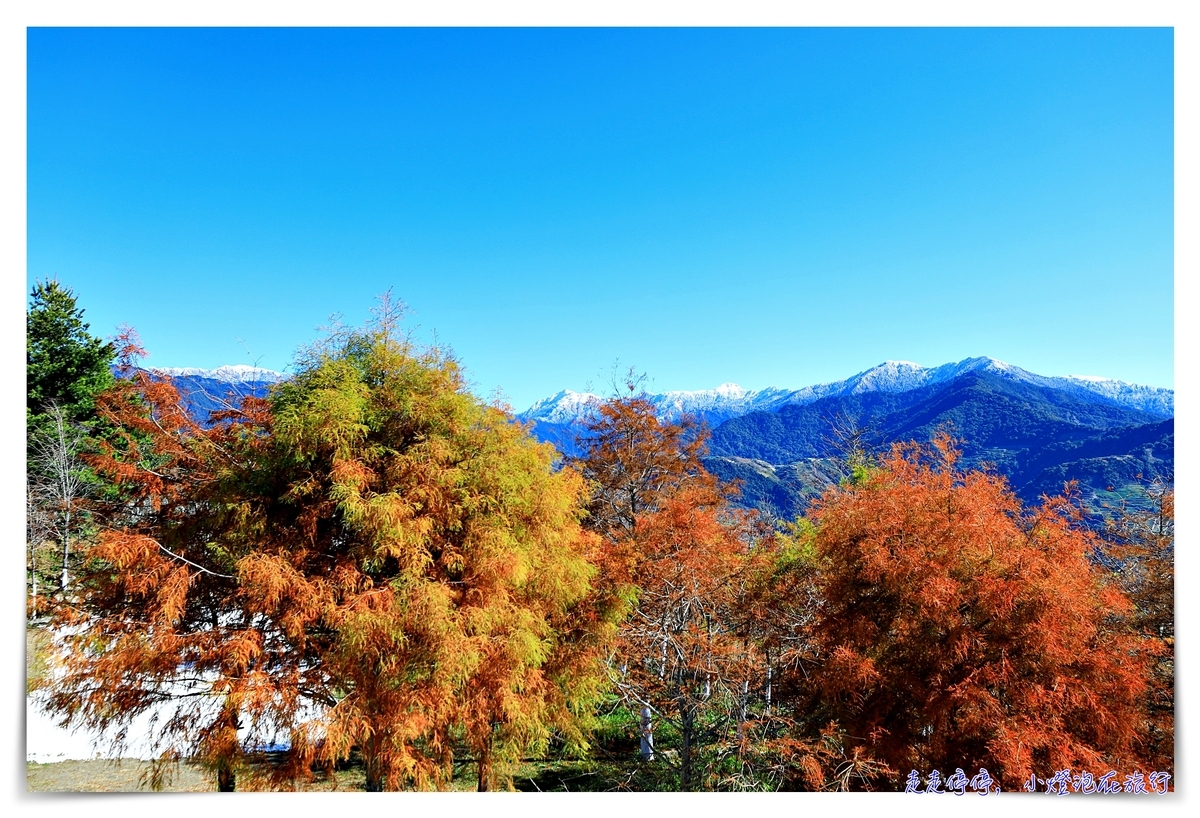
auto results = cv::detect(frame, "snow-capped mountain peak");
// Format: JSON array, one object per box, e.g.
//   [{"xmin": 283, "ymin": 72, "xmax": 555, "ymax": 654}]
[
  {"xmin": 522, "ymin": 389, "xmax": 603, "ymax": 424},
  {"xmin": 842, "ymin": 360, "xmax": 930, "ymax": 393},
  {"xmin": 518, "ymin": 357, "xmax": 1173, "ymax": 428}
]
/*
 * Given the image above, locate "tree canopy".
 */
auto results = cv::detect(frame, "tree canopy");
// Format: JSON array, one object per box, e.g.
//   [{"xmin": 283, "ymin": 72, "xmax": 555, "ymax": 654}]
[
  {"xmin": 571, "ymin": 386, "xmax": 770, "ymax": 790},
  {"xmin": 31, "ymin": 301, "xmax": 1171, "ymax": 792},
  {"xmin": 45, "ymin": 304, "xmax": 610, "ymax": 791},
  {"xmin": 26, "ymin": 280, "xmax": 116, "ymax": 610},
  {"xmin": 759, "ymin": 435, "xmax": 1157, "ymax": 789},
  {"xmin": 27, "ymin": 279, "xmax": 115, "ymax": 433}
]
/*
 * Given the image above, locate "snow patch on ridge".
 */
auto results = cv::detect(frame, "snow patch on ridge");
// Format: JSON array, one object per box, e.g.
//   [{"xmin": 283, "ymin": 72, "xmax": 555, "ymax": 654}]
[
  {"xmin": 155, "ymin": 365, "xmax": 287, "ymax": 384},
  {"xmin": 518, "ymin": 357, "xmax": 1174, "ymax": 427},
  {"xmin": 522, "ymin": 389, "xmax": 603, "ymax": 425}
]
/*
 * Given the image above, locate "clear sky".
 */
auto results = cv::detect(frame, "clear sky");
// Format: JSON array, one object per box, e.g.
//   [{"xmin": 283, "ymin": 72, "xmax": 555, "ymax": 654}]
[{"xmin": 27, "ymin": 27, "xmax": 1174, "ymax": 409}]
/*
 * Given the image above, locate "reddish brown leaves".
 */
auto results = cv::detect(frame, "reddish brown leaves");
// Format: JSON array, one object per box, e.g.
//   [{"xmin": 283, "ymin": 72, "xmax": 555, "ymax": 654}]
[
  {"xmin": 573, "ymin": 390, "xmax": 770, "ymax": 789},
  {"xmin": 47, "ymin": 316, "xmax": 613, "ymax": 792},
  {"xmin": 790, "ymin": 435, "xmax": 1154, "ymax": 788}
]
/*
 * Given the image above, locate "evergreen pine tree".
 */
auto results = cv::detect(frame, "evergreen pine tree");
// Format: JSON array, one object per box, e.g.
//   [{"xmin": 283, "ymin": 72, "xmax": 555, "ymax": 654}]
[
  {"xmin": 27, "ymin": 279, "xmax": 116, "ymax": 437},
  {"xmin": 26, "ymin": 280, "xmax": 115, "ymax": 603}
]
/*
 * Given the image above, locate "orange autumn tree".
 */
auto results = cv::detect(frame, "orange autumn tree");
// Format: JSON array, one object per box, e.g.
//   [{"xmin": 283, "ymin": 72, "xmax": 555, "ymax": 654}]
[
  {"xmin": 1099, "ymin": 480, "xmax": 1174, "ymax": 776},
  {"xmin": 41, "ymin": 328, "xmax": 290, "ymax": 792},
  {"xmin": 617, "ymin": 486, "xmax": 768, "ymax": 790},
  {"xmin": 211, "ymin": 301, "xmax": 608, "ymax": 791},
  {"xmin": 571, "ymin": 382, "xmax": 768, "ymax": 790},
  {"xmin": 735, "ymin": 518, "xmax": 881, "ymax": 792},
  {"xmin": 41, "ymin": 303, "xmax": 609, "ymax": 792},
  {"xmin": 770, "ymin": 434, "xmax": 1153, "ymax": 790}
]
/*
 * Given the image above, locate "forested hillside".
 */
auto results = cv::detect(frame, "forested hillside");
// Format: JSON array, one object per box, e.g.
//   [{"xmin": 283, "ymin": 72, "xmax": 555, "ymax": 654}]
[{"xmin": 705, "ymin": 369, "xmax": 1172, "ymax": 516}]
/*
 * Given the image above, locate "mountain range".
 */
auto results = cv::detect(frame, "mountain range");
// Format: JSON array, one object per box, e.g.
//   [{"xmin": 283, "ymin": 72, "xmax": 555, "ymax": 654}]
[
  {"xmin": 153, "ymin": 357, "xmax": 1174, "ymax": 520},
  {"xmin": 151, "ymin": 365, "xmax": 286, "ymax": 423},
  {"xmin": 701, "ymin": 369, "xmax": 1172, "ymax": 519},
  {"xmin": 518, "ymin": 357, "xmax": 1173, "ymax": 518},
  {"xmin": 519, "ymin": 357, "xmax": 1173, "ymax": 426}
]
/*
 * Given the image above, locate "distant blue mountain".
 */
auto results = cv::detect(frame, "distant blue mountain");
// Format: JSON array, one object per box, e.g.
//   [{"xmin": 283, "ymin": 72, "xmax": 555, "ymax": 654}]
[
  {"xmin": 147, "ymin": 359, "xmax": 1172, "ymax": 519},
  {"xmin": 519, "ymin": 358, "xmax": 1173, "ymax": 518},
  {"xmin": 705, "ymin": 369, "xmax": 1172, "ymax": 517},
  {"xmin": 145, "ymin": 365, "xmax": 285, "ymax": 425},
  {"xmin": 519, "ymin": 357, "xmax": 1173, "ymax": 429}
]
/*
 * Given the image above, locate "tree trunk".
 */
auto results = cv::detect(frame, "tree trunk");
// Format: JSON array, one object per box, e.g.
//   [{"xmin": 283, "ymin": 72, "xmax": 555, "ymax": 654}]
[
  {"xmin": 215, "ymin": 705, "xmax": 239, "ymax": 791},
  {"xmin": 60, "ymin": 511, "xmax": 70, "ymax": 593},
  {"xmin": 365, "ymin": 769, "xmax": 384, "ymax": 791},
  {"xmin": 765, "ymin": 663, "xmax": 772, "ymax": 717},
  {"xmin": 639, "ymin": 706, "xmax": 655, "ymax": 761},
  {"xmin": 477, "ymin": 745, "xmax": 493, "ymax": 792},
  {"xmin": 441, "ymin": 739, "xmax": 455, "ymax": 790},
  {"xmin": 679, "ymin": 695, "xmax": 693, "ymax": 792},
  {"xmin": 30, "ymin": 545, "xmax": 38, "ymax": 619},
  {"xmin": 737, "ymin": 679, "xmax": 749, "ymax": 751},
  {"xmin": 363, "ymin": 734, "xmax": 386, "ymax": 791}
]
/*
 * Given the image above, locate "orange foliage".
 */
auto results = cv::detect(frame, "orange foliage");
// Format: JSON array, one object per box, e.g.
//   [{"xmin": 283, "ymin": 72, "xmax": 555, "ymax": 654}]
[
  {"xmin": 40, "ymin": 326, "xmax": 1168, "ymax": 793},
  {"xmin": 771, "ymin": 434, "xmax": 1156, "ymax": 789},
  {"xmin": 1099, "ymin": 481, "xmax": 1173, "ymax": 776},
  {"xmin": 44, "ymin": 328, "xmax": 300, "ymax": 791},
  {"xmin": 573, "ymin": 389, "xmax": 769, "ymax": 790},
  {"xmin": 43, "ymin": 312, "xmax": 609, "ymax": 792}
]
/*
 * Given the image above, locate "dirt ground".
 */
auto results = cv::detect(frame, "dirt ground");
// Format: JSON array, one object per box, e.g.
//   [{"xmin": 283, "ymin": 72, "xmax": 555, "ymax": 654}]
[
  {"xmin": 26, "ymin": 759, "xmax": 216, "ymax": 792},
  {"xmin": 25, "ymin": 758, "xmax": 376, "ymax": 792}
]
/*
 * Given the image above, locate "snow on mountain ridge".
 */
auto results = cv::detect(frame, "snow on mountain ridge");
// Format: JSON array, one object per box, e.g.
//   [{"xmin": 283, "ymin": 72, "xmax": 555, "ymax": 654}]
[
  {"xmin": 1059, "ymin": 375, "xmax": 1174, "ymax": 416},
  {"xmin": 155, "ymin": 365, "xmax": 287, "ymax": 384},
  {"xmin": 520, "ymin": 381, "xmax": 816, "ymax": 427},
  {"xmin": 522, "ymin": 389, "xmax": 603, "ymax": 424},
  {"xmin": 153, "ymin": 360, "xmax": 1173, "ymax": 425},
  {"xmin": 518, "ymin": 357, "xmax": 1174, "ymax": 426}
]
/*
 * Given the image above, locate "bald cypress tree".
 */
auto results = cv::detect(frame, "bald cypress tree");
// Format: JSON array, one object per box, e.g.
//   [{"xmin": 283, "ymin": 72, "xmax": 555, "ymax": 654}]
[{"xmin": 43, "ymin": 299, "xmax": 610, "ymax": 791}]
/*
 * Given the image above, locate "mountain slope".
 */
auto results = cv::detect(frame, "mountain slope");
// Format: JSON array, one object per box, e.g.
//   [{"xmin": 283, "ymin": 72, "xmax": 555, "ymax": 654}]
[
  {"xmin": 147, "ymin": 366, "xmax": 285, "ymax": 424},
  {"xmin": 707, "ymin": 370, "xmax": 1172, "ymax": 513},
  {"xmin": 519, "ymin": 357, "xmax": 1173, "ymax": 433},
  {"xmin": 148, "ymin": 360, "xmax": 1172, "ymax": 518}
]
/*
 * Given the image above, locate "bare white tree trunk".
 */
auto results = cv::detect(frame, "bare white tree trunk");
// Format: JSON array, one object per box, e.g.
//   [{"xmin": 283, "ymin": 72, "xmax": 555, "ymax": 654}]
[
  {"xmin": 640, "ymin": 706, "xmax": 655, "ymax": 761},
  {"xmin": 737, "ymin": 679, "xmax": 749, "ymax": 746},
  {"xmin": 765, "ymin": 663, "xmax": 772, "ymax": 717},
  {"xmin": 26, "ymin": 480, "xmax": 52, "ymax": 619},
  {"xmin": 61, "ymin": 508, "xmax": 72, "ymax": 592},
  {"xmin": 31, "ymin": 552, "xmax": 38, "ymax": 614},
  {"xmin": 30, "ymin": 403, "xmax": 85, "ymax": 596}
]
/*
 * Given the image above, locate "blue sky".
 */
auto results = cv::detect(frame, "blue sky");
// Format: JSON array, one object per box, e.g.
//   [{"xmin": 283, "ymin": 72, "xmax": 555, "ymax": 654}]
[{"xmin": 27, "ymin": 27, "xmax": 1174, "ymax": 409}]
